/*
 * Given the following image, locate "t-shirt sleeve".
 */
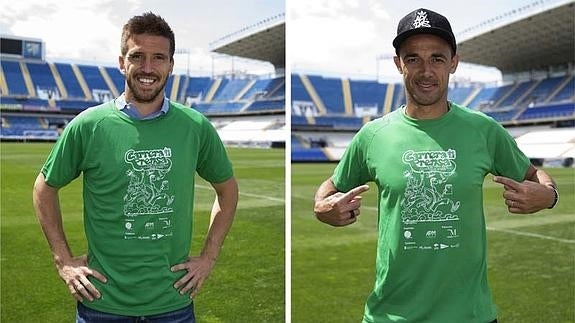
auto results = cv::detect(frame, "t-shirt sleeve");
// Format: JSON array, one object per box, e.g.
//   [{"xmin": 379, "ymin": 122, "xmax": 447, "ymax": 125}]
[
  {"xmin": 489, "ymin": 121, "xmax": 531, "ymax": 181},
  {"xmin": 41, "ymin": 118, "xmax": 85, "ymax": 188},
  {"xmin": 196, "ymin": 118, "xmax": 234, "ymax": 183},
  {"xmin": 332, "ymin": 126, "xmax": 372, "ymax": 192}
]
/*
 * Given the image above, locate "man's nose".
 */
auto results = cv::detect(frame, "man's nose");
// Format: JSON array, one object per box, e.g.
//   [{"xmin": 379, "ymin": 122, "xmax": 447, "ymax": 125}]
[{"xmin": 141, "ymin": 57, "xmax": 154, "ymax": 73}]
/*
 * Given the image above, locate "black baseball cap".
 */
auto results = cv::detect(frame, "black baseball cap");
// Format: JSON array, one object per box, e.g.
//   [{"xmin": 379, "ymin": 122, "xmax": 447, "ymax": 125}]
[{"xmin": 392, "ymin": 8, "xmax": 456, "ymax": 55}]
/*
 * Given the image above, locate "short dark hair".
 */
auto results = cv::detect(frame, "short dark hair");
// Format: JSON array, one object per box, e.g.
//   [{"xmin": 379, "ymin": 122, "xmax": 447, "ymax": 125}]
[{"xmin": 121, "ymin": 12, "xmax": 175, "ymax": 59}]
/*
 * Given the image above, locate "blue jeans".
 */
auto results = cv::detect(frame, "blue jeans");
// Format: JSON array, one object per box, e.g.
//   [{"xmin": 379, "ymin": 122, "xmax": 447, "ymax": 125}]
[{"xmin": 76, "ymin": 302, "xmax": 195, "ymax": 323}]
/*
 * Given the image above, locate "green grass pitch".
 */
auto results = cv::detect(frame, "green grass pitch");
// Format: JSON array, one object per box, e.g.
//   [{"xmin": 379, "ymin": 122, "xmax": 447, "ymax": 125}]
[
  {"xmin": 0, "ymin": 143, "xmax": 284, "ymax": 322},
  {"xmin": 291, "ymin": 163, "xmax": 574, "ymax": 323}
]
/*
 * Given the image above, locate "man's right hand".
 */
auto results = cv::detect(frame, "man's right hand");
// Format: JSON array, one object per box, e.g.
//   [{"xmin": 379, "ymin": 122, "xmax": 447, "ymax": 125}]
[
  {"xmin": 56, "ymin": 255, "xmax": 107, "ymax": 302},
  {"xmin": 314, "ymin": 185, "xmax": 370, "ymax": 226}
]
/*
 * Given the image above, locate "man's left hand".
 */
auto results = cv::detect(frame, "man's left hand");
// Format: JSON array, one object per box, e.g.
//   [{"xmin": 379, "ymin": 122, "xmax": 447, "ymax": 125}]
[
  {"xmin": 493, "ymin": 176, "xmax": 555, "ymax": 214},
  {"xmin": 171, "ymin": 255, "xmax": 216, "ymax": 299}
]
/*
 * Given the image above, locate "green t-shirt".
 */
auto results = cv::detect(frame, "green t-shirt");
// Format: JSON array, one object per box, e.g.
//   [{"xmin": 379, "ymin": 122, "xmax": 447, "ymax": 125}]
[
  {"xmin": 41, "ymin": 101, "xmax": 233, "ymax": 316},
  {"xmin": 332, "ymin": 103, "xmax": 530, "ymax": 323}
]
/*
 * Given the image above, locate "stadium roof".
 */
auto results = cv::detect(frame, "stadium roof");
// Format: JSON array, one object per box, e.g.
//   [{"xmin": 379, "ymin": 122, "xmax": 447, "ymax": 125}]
[
  {"xmin": 457, "ymin": 1, "xmax": 574, "ymax": 74},
  {"xmin": 209, "ymin": 14, "xmax": 285, "ymax": 69}
]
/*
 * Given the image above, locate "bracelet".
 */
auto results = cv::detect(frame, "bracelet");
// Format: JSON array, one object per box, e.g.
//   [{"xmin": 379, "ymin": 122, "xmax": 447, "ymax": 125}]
[{"xmin": 546, "ymin": 184, "xmax": 559, "ymax": 209}]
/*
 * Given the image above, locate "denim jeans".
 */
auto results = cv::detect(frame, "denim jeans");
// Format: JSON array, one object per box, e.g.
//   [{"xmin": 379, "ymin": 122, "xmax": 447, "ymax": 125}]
[{"xmin": 76, "ymin": 302, "xmax": 195, "ymax": 323}]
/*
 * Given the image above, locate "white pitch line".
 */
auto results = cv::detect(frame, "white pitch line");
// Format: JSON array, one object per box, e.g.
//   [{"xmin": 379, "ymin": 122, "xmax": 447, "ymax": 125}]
[
  {"xmin": 196, "ymin": 184, "xmax": 284, "ymax": 203},
  {"xmin": 486, "ymin": 226, "xmax": 575, "ymax": 244}
]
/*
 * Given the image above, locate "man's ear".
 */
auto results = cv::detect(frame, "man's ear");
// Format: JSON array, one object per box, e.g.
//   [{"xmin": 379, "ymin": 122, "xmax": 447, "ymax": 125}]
[
  {"xmin": 118, "ymin": 55, "xmax": 126, "ymax": 74},
  {"xmin": 393, "ymin": 56, "xmax": 403, "ymax": 74},
  {"xmin": 449, "ymin": 54, "xmax": 459, "ymax": 74}
]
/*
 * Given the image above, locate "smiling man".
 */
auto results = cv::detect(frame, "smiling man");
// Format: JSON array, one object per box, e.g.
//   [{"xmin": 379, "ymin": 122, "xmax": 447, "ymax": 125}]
[
  {"xmin": 33, "ymin": 12, "xmax": 238, "ymax": 322},
  {"xmin": 313, "ymin": 8, "xmax": 558, "ymax": 323}
]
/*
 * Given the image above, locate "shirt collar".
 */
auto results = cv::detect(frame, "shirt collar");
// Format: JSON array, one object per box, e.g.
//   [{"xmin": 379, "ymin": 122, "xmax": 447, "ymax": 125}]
[{"xmin": 115, "ymin": 93, "xmax": 170, "ymax": 120}]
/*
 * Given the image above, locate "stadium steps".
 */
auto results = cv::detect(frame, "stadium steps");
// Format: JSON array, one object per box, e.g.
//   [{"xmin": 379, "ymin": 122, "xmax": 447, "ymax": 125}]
[
  {"xmin": 71, "ymin": 65, "xmax": 93, "ymax": 100},
  {"xmin": 392, "ymin": 84, "xmax": 406, "ymax": 111},
  {"xmin": 0, "ymin": 64, "xmax": 8, "ymax": 95},
  {"xmin": 546, "ymin": 75, "xmax": 574, "ymax": 103},
  {"xmin": 267, "ymin": 78, "xmax": 285, "ymax": 98},
  {"xmin": 2, "ymin": 117, "xmax": 9, "ymax": 128},
  {"xmin": 239, "ymin": 101, "xmax": 253, "ymax": 112},
  {"xmin": 38, "ymin": 117, "xmax": 48, "ymax": 129},
  {"xmin": 170, "ymin": 74, "xmax": 181, "ymax": 102},
  {"xmin": 19, "ymin": 62, "xmax": 36, "ymax": 97},
  {"xmin": 98, "ymin": 66, "xmax": 119, "ymax": 97},
  {"xmin": 178, "ymin": 75, "xmax": 190, "ymax": 102},
  {"xmin": 383, "ymin": 83, "xmax": 395, "ymax": 115},
  {"xmin": 235, "ymin": 79, "xmax": 257, "ymax": 101},
  {"xmin": 48, "ymin": 63, "xmax": 68, "ymax": 99},
  {"xmin": 299, "ymin": 74, "xmax": 327, "ymax": 115},
  {"xmin": 204, "ymin": 78, "xmax": 222, "ymax": 103},
  {"xmin": 494, "ymin": 82, "xmax": 520, "ymax": 108},
  {"xmin": 341, "ymin": 79, "xmax": 353, "ymax": 115},
  {"xmin": 515, "ymin": 79, "xmax": 542, "ymax": 106},
  {"xmin": 321, "ymin": 147, "xmax": 335, "ymax": 161},
  {"xmin": 463, "ymin": 87, "xmax": 482, "ymax": 107},
  {"xmin": 293, "ymin": 133, "xmax": 310, "ymax": 148},
  {"xmin": 305, "ymin": 114, "xmax": 316, "ymax": 125}
]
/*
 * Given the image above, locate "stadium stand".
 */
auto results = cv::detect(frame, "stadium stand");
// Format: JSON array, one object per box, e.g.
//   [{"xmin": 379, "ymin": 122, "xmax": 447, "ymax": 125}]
[
  {"xmin": 292, "ymin": 1, "xmax": 575, "ymax": 162},
  {"xmin": 2, "ymin": 60, "xmax": 29, "ymax": 96},
  {"xmin": 1, "ymin": 58, "xmax": 284, "ymax": 141},
  {"xmin": 1, "ymin": 14, "xmax": 285, "ymax": 146}
]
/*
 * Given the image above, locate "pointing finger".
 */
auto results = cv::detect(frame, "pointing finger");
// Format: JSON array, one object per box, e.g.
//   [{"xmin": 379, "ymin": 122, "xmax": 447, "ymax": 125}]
[
  {"xmin": 493, "ymin": 176, "xmax": 520, "ymax": 190},
  {"xmin": 340, "ymin": 185, "xmax": 370, "ymax": 202}
]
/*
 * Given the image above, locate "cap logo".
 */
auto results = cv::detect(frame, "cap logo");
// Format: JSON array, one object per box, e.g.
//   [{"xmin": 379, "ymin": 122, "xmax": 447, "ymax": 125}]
[{"xmin": 412, "ymin": 10, "xmax": 431, "ymax": 28}]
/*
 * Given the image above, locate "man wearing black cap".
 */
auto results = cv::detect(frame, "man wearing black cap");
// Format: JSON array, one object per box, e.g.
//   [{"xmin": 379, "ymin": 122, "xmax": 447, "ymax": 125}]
[{"xmin": 314, "ymin": 8, "xmax": 558, "ymax": 323}]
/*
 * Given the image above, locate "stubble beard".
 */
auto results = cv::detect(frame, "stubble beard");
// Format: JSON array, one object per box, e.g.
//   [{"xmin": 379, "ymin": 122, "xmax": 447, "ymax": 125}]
[
  {"xmin": 406, "ymin": 77, "xmax": 446, "ymax": 108},
  {"xmin": 126, "ymin": 74, "xmax": 167, "ymax": 104}
]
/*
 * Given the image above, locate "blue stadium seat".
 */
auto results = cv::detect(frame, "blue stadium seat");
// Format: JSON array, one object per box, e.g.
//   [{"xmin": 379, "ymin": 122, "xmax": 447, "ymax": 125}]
[
  {"xmin": 307, "ymin": 75, "xmax": 345, "ymax": 114},
  {"xmin": 498, "ymin": 80, "xmax": 535, "ymax": 108},
  {"xmin": 314, "ymin": 116, "xmax": 363, "ymax": 130},
  {"xmin": 193, "ymin": 102, "xmax": 244, "ymax": 114},
  {"xmin": 78, "ymin": 65, "xmax": 108, "ymax": 91},
  {"xmin": 54, "ymin": 63, "xmax": 86, "ymax": 99},
  {"xmin": 390, "ymin": 84, "xmax": 405, "ymax": 111},
  {"xmin": 349, "ymin": 80, "xmax": 387, "ymax": 114},
  {"xmin": 105, "ymin": 67, "xmax": 125, "ymax": 94},
  {"xmin": 291, "ymin": 148, "xmax": 328, "ymax": 162},
  {"xmin": 246, "ymin": 98, "xmax": 284, "ymax": 112},
  {"xmin": 2, "ymin": 61, "xmax": 28, "ymax": 96},
  {"xmin": 550, "ymin": 77, "xmax": 574, "ymax": 102},
  {"xmin": 448, "ymin": 86, "xmax": 475, "ymax": 105},
  {"xmin": 56, "ymin": 99, "xmax": 101, "ymax": 112},
  {"xmin": 263, "ymin": 77, "xmax": 285, "ymax": 98},
  {"xmin": 291, "ymin": 115, "xmax": 308, "ymax": 126},
  {"xmin": 26, "ymin": 62, "xmax": 59, "ymax": 98},
  {"xmin": 241, "ymin": 79, "xmax": 272, "ymax": 100},
  {"xmin": 518, "ymin": 76, "xmax": 565, "ymax": 106},
  {"xmin": 184, "ymin": 77, "xmax": 213, "ymax": 99},
  {"xmin": 517, "ymin": 102, "xmax": 575, "ymax": 121},
  {"xmin": 467, "ymin": 86, "xmax": 499, "ymax": 109},
  {"xmin": 292, "ymin": 74, "xmax": 312, "ymax": 102},
  {"xmin": 213, "ymin": 79, "xmax": 250, "ymax": 102},
  {"xmin": 484, "ymin": 110, "xmax": 518, "ymax": 122}
]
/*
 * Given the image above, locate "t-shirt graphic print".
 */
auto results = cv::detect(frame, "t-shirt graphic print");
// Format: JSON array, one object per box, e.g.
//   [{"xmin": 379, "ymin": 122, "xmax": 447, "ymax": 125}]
[
  {"xmin": 400, "ymin": 148, "xmax": 461, "ymax": 252},
  {"xmin": 123, "ymin": 147, "xmax": 175, "ymax": 241}
]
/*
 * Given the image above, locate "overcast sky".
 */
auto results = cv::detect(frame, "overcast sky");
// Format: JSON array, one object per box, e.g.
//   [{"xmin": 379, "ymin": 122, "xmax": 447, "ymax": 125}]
[{"xmin": 1, "ymin": 0, "xmax": 563, "ymax": 82}]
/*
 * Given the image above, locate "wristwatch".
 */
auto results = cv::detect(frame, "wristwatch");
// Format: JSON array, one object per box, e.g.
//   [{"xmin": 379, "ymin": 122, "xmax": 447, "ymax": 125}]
[{"xmin": 546, "ymin": 184, "xmax": 559, "ymax": 209}]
